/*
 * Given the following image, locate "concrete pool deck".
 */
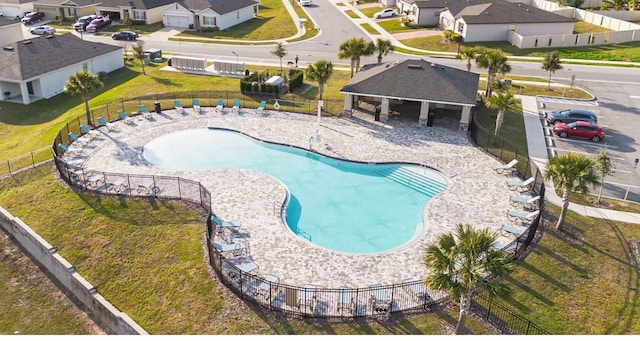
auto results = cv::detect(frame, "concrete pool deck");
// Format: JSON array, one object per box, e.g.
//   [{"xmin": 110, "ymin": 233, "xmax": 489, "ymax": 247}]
[{"xmin": 68, "ymin": 107, "xmax": 523, "ymax": 288}]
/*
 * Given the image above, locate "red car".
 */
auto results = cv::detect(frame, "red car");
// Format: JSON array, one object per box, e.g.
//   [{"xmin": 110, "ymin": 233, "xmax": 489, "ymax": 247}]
[
  {"xmin": 553, "ymin": 121, "xmax": 605, "ymax": 142},
  {"xmin": 85, "ymin": 17, "xmax": 112, "ymax": 33},
  {"xmin": 21, "ymin": 12, "xmax": 45, "ymax": 25}
]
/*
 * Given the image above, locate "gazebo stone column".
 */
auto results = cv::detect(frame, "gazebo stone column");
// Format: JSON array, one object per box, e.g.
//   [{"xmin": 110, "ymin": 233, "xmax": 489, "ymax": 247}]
[
  {"xmin": 20, "ymin": 83, "xmax": 30, "ymax": 105},
  {"xmin": 459, "ymin": 106, "xmax": 471, "ymax": 131},
  {"xmin": 343, "ymin": 94, "xmax": 353, "ymax": 116},
  {"xmin": 418, "ymin": 100, "xmax": 430, "ymax": 126},
  {"xmin": 380, "ymin": 98, "xmax": 390, "ymax": 123}
]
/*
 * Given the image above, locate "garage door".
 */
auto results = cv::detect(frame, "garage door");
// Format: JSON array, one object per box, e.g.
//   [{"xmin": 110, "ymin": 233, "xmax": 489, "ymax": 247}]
[
  {"xmin": 34, "ymin": 6, "xmax": 58, "ymax": 21},
  {"xmin": 165, "ymin": 15, "xmax": 190, "ymax": 28}
]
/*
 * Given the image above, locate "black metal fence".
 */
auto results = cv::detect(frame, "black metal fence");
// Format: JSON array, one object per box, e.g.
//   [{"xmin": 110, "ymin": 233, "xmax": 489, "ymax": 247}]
[
  {"xmin": 0, "ymin": 147, "xmax": 53, "ymax": 179},
  {"xmin": 471, "ymin": 294, "xmax": 549, "ymax": 335}
]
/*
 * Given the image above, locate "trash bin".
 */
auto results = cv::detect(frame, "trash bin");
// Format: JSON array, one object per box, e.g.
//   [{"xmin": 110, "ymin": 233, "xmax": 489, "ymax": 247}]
[
  {"xmin": 154, "ymin": 101, "xmax": 161, "ymax": 113},
  {"xmin": 374, "ymin": 106, "xmax": 381, "ymax": 122},
  {"xmin": 244, "ymin": 69, "xmax": 250, "ymax": 77},
  {"xmin": 167, "ymin": 58, "xmax": 172, "ymax": 67},
  {"xmin": 427, "ymin": 111, "xmax": 435, "ymax": 127}
]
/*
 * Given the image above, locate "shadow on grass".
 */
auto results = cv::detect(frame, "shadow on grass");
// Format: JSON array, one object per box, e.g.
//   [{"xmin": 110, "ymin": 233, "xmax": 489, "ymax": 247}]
[{"xmin": 178, "ymin": 16, "xmax": 274, "ymax": 40}]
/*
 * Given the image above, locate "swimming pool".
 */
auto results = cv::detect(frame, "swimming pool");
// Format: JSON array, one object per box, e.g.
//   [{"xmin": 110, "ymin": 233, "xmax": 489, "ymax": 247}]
[{"xmin": 143, "ymin": 128, "xmax": 448, "ymax": 254}]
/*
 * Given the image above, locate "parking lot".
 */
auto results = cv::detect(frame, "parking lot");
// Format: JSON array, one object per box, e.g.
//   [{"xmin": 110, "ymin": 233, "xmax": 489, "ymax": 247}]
[{"xmin": 539, "ymin": 96, "xmax": 640, "ymax": 203}]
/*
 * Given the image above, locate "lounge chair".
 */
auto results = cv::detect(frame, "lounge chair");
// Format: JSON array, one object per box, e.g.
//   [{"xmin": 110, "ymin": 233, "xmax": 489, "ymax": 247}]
[
  {"xmin": 58, "ymin": 143, "xmax": 84, "ymax": 156},
  {"xmin": 97, "ymin": 116, "xmax": 114, "ymax": 131},
  {"xmin": 507, "ymin": 209, "xmax": 540, "ymax": 222},
  {"xmin": 232, "ymin": 98, "xmax": 241, "ymax": 114},
  {"xmin": 211, "ymin": 215, "xmax": 240, "ymax": 233},
  {"xmin": 68, "ymin": 132, "xmax": 91, "ymax": 145},
  {"xmin": 337, "ymin": 287, "xmax": 354, "ymax": 316},
  {"xmin": 500, "ymin": 224, "xmax": 526, "ymax": 237},
  {"xmin": 256, "ymin": 100, "xmax": 266, "ymax": 113},
  {"xmin": 192, "ymin": 98, "xmax": 202, "ymax": 113},
  {"xmin": 225, "ymin": 258, "xmax": 259, "ymax": 284},
  {"xmin": 493, "ymin": 159, "xmax": 518, "ymax": 173},
  {"xmin": 509, "ymin": 195, "xmax": 540, "ymax": 209},
  {"xmin": 298, "ymin": 284, "xmax": 317, "ymax": 315},
  {"xmin": 139, "ymin": 104, "xmax": 152, "ymax": 119},
  {"xmin": 216, "ymin": 99, "xmax": 224, "ymax": 113},
  {"xmin": 492, "ymin": 240, "xmax": 517, "ymax": 252},
  {"xmin": 174, "ymin": 99, "xmax": 184, "ymax": 114},
  {"xmin": 506, "ymin": 177, "xmax": 534, "ymax": 191},
  {"xmin": 369, "ymin": 284, "xmax": 391, "ymax": 315},
  {"xmin": 118, "ymin": 110, "xmax": 133, "ymax": 124},
  {"xmin": 255, "ymin": 275, "xmax": 279, "ymax": 302},
  {"xmin": 403, "ymin": 279, "xmax": 432, "ymax": 306},
  {"xmin": 211, "ymin": 240, "xmax": 244, "ymax": 256},
  {"xmin": 79, "ymin": 124, "xmax": 100, "ymax": 136}
]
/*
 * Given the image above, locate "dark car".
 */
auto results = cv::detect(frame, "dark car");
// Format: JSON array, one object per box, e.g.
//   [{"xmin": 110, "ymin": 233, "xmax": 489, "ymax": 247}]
[
  {"xmin": 21, "ymin": 12, "xmax": 45, "ymax": 25},
  {"xmin": 73, "ymin": 15, "xmax": 98, "ymax": 31},
  {"xmin": 111, "ymin": 31, "xmax": 138, "ymax": 41},
  {"xmin": 545, "ymin": 108, "xmax": 598, "ymax": 125},
  {"xmin": 85, "ymin": 17, "xmax": 112, "ymax": 33},
  {"xmin": 553, "ymin": 121, "xmax": 605, "ymax": 142}
]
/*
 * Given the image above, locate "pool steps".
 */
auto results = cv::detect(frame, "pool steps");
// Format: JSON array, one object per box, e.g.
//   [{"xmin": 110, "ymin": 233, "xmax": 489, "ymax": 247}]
[{"xmin": 377, "ymin": 166, "xmax": 447, "ymax": 197}]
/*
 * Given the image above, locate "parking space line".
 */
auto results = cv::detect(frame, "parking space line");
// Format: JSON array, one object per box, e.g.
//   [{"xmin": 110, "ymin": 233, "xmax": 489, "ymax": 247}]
[
  {"xmin": 549, "ymin": 147, "xmax": 627, "ymax": 160},
  {"xmin": 547, "ymin": 137, "xmax": 619, "ymax": 149}
]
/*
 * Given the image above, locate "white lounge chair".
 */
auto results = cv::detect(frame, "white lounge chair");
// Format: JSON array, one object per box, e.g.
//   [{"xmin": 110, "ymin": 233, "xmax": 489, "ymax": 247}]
[
  {"xmin": 507, "ymin": 209, "xmax": 540, "ymax": 222},
  {"xmin": 216, "ymin": 99, "xmax": 224, "ymax": 113},
  {"xmin": 369, "ymin": 284, "xmax": 391, "ymax": 317},
  {"xmin": 174, "ymin": 99, "xmax": 184, "ymax": 114},
  {"xmin": 509, "ymin": 195, "xmax": 540, "ymax": 209},
  {"xmin": 500, "ymin": 224, "xmax": 526, "ymax": 237},
  {"xmin": 506, "ymin": 177, "xmax": 534, "ymax": 191},
  {"xmin": 337, "ymin": 287, "xmax": 354, "ymax": 316},
  {"xmin": 298, "ymin": 284, "xmax": 317, "ymax": 315},
  {"xmin": 493, "ymin": 159, "xmax": 518, "ymax": 173}
]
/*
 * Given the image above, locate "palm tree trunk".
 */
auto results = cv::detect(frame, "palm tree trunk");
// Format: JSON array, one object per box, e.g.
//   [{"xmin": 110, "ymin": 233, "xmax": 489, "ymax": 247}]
[
  {"xmin": 485, "ymin": 73, "xmax": 492, "ymax": 97},
  {"xmin": 556, "ymin": 184, "xmax": 571, "ymax": 230},
  {"xmin": 494, "ymin": 109, "xmax": 504, "ymax": 136},
  {"xmin": 318, "ymin": 83, "xmax": 324, "ymax": 101},
  {"xmin": 455, "ymin": 295, "xmax": 471, "ymax": 335},
  {"xmin": 466, "ymin": 59, "xmax": 471, "ymax": 72},
  {"xmin": 597, "ymin": 179, "xmax": 604, "ymax": 203},
  {"xmin": 280, "ymin": 58, "xmax": 283, "ymax": 74},
  {"xmin": 140, "ymin": 58, "xmax": 146, "ymax": 75},
  {"xmin": 355, "ymin": 57, "xmax": 361, "ymax": 74},
  {"xmin": 377, "ymin": 55, "xmax": 382, "ymax": 64},
  {"xmin": 350, "ymin": 59, "xmax": 355, "ymax": 78},
  {"xmin": 83, "ymin": 96, "xmax": 92, "ymax": 126},
  {"xmin": 548, "ymin": 70, "xmax": 552, "ymax": 90}
]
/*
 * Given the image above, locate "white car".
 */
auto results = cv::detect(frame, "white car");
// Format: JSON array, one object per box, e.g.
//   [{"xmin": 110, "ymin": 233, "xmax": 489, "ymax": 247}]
[
  {"xmin": 30, "ymin": 25, "xmax": 56, "ymax": 35},
  {"xmin": 374, "ymin": 8, "xmax": 397, "ymax": 19},
  {"xmin": 300, "ymin": 0, "xmax": 312, "ymax": 6}
]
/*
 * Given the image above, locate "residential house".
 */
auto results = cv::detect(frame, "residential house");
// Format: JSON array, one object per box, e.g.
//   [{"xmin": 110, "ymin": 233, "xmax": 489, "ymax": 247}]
[
  {"xmin": 340, "ymin": 59, "xmax": 478, "ymax": 129},
  {"xmin": 32, "ymin": 0, "xmax": 100, "ymax": 20},
  {"xmin": 96, "ymin": 0, "xmax": 175, "ymax": 24},
  {"xmin": 0, "ymin": 15, "xmax": 24, "ymax": 46},
  {"xmin": 162, "ymin": 0, "xmax": 259, "ymax": 30},
  {"xmin": 0, "ymin": 0, "xmax": 34, "ymax": 18},
  {"xmin": 0, "ymin": 33, "xmax": 123, "ymax": 104}
]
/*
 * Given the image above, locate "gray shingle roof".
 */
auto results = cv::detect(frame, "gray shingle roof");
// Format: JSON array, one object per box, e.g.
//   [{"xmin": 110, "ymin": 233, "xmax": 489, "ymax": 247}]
[
  {"xmin": 0, "ymin": 33, "xmax": 122, "ymax": 81},
  {"xmin": 456, "ymin": 2, "xmax": 575, "ymax": 24},
  {"xmin": 340, "ymin": 59, "xmax": 479, "ymax": 105},
  {"xmin": 177, "ymin": 0, "xmax": 259, "ymax": 13}
]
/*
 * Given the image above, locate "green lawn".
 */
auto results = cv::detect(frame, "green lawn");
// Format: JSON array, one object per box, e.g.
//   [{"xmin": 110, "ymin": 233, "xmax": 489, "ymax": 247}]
[
  {"xmin": 377, "ymin": 19, "xmax": 433, "ymax": 33},
  {"xmin": 359, "ymin": 6, "xmax": 385, "ymax": 18},
  {"xmin": 360, "ymin": 23, "xmax": 379, "ymax": 34},
  {"xmin": 176, "ymin": 0, "xmax": 296, "ymax": 40},
  {"xmin": 573, "ymin": 21, "xmax": 612, "ymax": 34},
  {"xmin": 344, "ymin": 9, "xmax": 360, "ymax": 18}
]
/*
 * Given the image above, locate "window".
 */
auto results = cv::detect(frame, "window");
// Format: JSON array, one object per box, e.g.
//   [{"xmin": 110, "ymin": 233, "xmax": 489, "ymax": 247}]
[
  {"xmin": 457, "ymin": 22, "xmax": 464, "ymax": 33},
  {"xmin": 82, "ymin": 63, "xmax": 88, "ymax": 71},
  {"xmin": 133, "ymin": 11, "xmax": 146, "ymax": 21},
  {"xmin": 203, "ymin": 16, "xmax": 216, "ymax": 26},
  {"xmin": 237, "ymin": 11, "xmax": 239, "ymax": 19}
]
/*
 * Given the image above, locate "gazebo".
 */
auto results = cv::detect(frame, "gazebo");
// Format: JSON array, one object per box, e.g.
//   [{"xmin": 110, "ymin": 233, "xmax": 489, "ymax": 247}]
[{"xmin": 340, "ymin": 59, "xmax": 479, "ymax": 130}]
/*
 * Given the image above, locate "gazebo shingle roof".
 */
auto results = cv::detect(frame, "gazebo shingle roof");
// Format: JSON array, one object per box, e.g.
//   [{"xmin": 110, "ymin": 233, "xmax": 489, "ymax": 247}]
[{"xmin": 340, "ymin": 59, "xmax": 479, "ymax": 106}]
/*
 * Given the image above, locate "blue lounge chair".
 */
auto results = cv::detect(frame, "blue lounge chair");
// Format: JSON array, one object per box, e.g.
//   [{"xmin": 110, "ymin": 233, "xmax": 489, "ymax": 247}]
[
  {"xmin": 509, "ymin": 195, "xmax": 540, "ymax": 209},
  {"xmin": 232, "ymin": 98, "xmax": 241, "ymax": 114},
  {"xmin": 256, "ymin": 100, "xmax": 266, "ymax": 113},
  {"xmin": 507, "ymin": 209, "xmax": 540, "ymax": 222},
  {"xmin": 192, "ymin": 98, "xmax": 202, "ymax": 113},
  {"xmin": 58, "ymin": 143, "xmax": 83, "ymax": 156},
  {"xmin": 500, "ymin": 224, "xmax": 526, "ymax": 237},
  {"xmin": 298, "ymin": 284, "xmax": 317, "ymax": 314},
  {"xmin": 506, "ymin": 177, "xmax": 534, "ymax": 191},
  {"xmin": 97, "ymin": 116, "xmax": 114, "ymax": 131},
  {"xmin": 211, "ymin": 240, "xmax": 244, "ymax": 255},
  {"xmin": 68, "ymin": 131, "xmax": 91, "ymax": 145},
  {"xmin": 493, "ymin": 159, "xmax": 518, "ymax": 173},
  {"xmin": 139, "ymin": 104, "xmax": 152, "ymax": 119},
  {"xmin": 216, "ymin": 99, "xmax": 224, "ymax": 113},
  {"xmin": 337, "ymin": 287, "xmax": 354, "ymax": 316},
  {"xmin": 118, "ymin": 110, "xmax": 133, "ymax": 124},
  {"xmin": 79, "ymin": 124, "xmax": 100, "ymax": 137},
  {"xmin": 255, "ymin": 275, "xmax": 279, "ymax": 302},
  {"xmin": 492, "ymin": 240, "xmax": 517, "ymax": 252},
  {"xmin": 211, "ymin": 215, "xmax": 240, "ymax": 233},
  {"xmin": 174, "ymin": 99, "xmax": 184, "ymax": 114}
]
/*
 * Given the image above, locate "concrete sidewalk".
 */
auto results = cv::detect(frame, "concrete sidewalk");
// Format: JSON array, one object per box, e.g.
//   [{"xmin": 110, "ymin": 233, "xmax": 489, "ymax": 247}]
[{"xmin": 520, "ymin": 95, "xmax": 640, "ymax": 224}]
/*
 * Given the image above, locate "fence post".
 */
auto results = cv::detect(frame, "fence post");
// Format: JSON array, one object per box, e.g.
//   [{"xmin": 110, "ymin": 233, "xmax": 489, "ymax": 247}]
[
  {"xmin": 525, "ymin": 320, "xmax": 531, "ymax": 335},
  {"xmin": 485, "ymin": 297, "xmax": 492, "ymax": 319},
  {"xmin": 31, "ymin": 151, "xmax": 35, "ymax": 167}
]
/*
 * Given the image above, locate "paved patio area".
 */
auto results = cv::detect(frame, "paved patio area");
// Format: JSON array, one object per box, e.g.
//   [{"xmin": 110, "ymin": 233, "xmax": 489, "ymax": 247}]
[{"xmin": 66, "ymin": 106, "xmax": 523, "ymax": 288}]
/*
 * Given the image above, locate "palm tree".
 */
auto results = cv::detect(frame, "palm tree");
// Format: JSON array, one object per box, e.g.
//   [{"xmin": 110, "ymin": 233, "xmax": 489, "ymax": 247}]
[
  {"xmin": 455, "ymin": 47, "xmax": 478, "ymax": 72},
  {"xmin": 593, "ymin": 148, "xmax": 613, "ymax": 203},
  {"xmin": 64, "ymin": 70, "xmax": 103, "ymax": 127},
  {"xmin": 486, "ymin": 91, "xmax": 516, "ymax": 136},
  {"xmin": 132, "ymin": 40, "xmax": 147, "ymax": 75},
  {"xmin": 374, "ymin": 38, "xmax": 394, "ymax": 64},
  {"xmin": 338, "ymin": 37, "xmax": 375, "ymax": 78},
  {"xmin": 270, "ymin": 42, "xmax": 287, "ymax": 75},
  {"xmin": 544, "ymin": 153, "xmax": 599, "ymax": 230},
  {"xmin": 541, "ymin": 51, "xmax": 563, "ymax": 91},
  {"xmin": 305, "ymin": 60, "xmax": 333, "ymax": 101},
  {"xmin": 475, "ymin": 49, "xmax": 511, "ymax": 97},
  {"xmin": 423, "ymin": 223, "xmax": 513, "ymax": 335}
]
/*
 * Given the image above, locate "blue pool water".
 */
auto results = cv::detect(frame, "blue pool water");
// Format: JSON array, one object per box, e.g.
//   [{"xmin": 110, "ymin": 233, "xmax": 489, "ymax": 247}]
[{"xmin": 143, "ymin": 129, "xmax": 447, "ymax": 254}]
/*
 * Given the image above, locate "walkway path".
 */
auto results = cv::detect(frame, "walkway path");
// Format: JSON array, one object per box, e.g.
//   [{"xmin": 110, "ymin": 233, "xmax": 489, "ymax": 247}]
[{"xmin": 520, "ymin": 95, "xmax": 640, "ymax": 224}]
